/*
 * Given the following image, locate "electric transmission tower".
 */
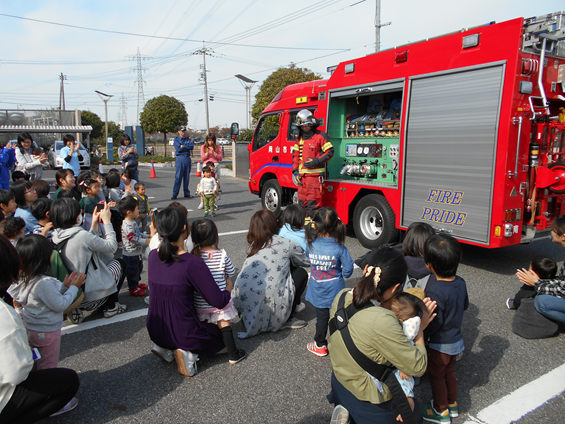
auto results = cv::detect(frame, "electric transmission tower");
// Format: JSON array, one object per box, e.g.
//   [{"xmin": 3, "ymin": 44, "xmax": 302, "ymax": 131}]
[
  {"xmin": 119, "ymin": 94, "xmax": 128, "ymax": 129},
  {"xmin": 59, "ymin": 73, "xmax": 67, "ymax": 110},
  {"xmin": 192, "ymin": 43, "xmax": 215, "ymax": 133},
  {"xmin": 127, "ymin": 48, "xmax": 149, "ymax": 125}
]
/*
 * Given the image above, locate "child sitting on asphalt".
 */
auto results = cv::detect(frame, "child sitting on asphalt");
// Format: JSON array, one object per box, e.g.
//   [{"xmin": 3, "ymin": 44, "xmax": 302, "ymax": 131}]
[
  {"xmin": 422, "ymin": 234, "xmax": 469, "ymax": 424},
  {"xmin": 506, "ymin": 255, "xmax": 557, "ymax": 310},
  {"xmin": 31, "ymin": 197, "xmax": 54, "ymax": 240},
  {"xmin": 197, "ymin": 166, "xmax": 218, "ymax": 217},
  {"xmin": 118, "ymin": 197, "xmax": 155, "ymax": 297}
]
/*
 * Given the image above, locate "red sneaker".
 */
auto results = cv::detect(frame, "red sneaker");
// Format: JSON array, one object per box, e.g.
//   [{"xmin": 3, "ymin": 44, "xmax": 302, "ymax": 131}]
[
  {"xmin": 307, "ymin": 341, "xmax": 328, "ymax": 357},
  {"xmin": 130, "ymin": 287, "xmax": 147, "ymax": 297},
  {"xmin": 137, "ymin": 283, "xmax": 148, "ymax": 290}
]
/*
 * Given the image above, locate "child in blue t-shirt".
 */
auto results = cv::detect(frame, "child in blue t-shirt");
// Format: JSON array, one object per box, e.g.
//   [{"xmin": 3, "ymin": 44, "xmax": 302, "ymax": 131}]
[
  {"xmin": 422, "ymin": 234, "xmax": 469, "ymax": 423},
  {"xmin": 305, "ymin": 207, "xmax": 353, "ymax": 357}
]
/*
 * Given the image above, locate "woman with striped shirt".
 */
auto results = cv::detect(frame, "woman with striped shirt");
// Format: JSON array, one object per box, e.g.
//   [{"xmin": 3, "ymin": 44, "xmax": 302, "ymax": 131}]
[{"xmin": 191, "ymin": 219, "xmax": 246, "ymax": 365}]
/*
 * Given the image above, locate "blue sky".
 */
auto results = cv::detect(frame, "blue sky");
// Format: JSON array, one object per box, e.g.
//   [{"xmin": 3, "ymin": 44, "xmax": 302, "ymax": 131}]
[{"xmin": 0, "ymin": 0, "xmax": 563, "ymax": 131}]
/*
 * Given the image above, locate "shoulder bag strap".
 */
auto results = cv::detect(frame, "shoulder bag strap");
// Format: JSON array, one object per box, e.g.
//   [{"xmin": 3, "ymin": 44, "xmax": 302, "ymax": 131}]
[{"xmin": 330, "ymin": 292, "xmax": 416, "ymax": 424}]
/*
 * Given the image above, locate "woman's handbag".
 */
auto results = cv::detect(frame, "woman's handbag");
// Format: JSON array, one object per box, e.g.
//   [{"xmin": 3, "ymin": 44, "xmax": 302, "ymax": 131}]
[{"xmin": 512, "ymin": 297, "xmax": 559, "ymax": 339}]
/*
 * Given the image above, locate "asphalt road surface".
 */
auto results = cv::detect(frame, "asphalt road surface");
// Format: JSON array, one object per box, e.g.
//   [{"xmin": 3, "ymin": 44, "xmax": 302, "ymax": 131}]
[{"xmin": 38, "ymin": 164, "xmax": 564, "ymax": 424}]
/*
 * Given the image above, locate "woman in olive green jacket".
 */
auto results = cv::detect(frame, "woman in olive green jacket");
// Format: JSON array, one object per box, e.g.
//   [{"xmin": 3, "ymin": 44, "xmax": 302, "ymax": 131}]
[{"xmin": 328, "ymin": 246, "xmax": 436, "ymax": 424}]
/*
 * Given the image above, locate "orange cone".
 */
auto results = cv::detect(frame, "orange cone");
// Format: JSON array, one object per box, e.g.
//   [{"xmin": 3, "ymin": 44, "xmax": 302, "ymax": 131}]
[
  {"xmin": 98, "ymin": 161, "xmax": 104, "ymax": 174},
  {"xmin": 194, "ymin": 160, "xmax": 202, "ymax": 177},
  {"xmin": 149, "ymin": 160, "xmax": 158, "ymax": 179}
]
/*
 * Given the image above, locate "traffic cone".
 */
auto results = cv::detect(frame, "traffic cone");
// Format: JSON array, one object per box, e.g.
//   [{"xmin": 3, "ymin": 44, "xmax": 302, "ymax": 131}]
[
  {"xmin": 98, "ymin": 161, "xmax": 104, "ymax": 174},
  {"xmin": 149, "ymin": 160, "xmax": 158, "ymax": 179},
  {"xmin": 194, "ymin": 160, "xmax": 202, "ymax": 177}
]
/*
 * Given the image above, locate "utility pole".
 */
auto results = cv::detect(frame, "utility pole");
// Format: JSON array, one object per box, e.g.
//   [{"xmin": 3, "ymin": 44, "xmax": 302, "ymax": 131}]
[
  {"xmin": 95, "ymin": 91, "xmax": 114, "ymax": 142},
  {"xmin": 193, "ymin": 43, "xmax": 214, "ymax": 134},
  {"xmin": 59, "ymin": 73, "xmax": 67, "ymax": 110},
  {"xmin": 375, "ymin": 0, "xmax": 391, "ymax": 52},
  {"xmin": 127, "ymin": 48, "xmax": 149, "ymax": 125}
]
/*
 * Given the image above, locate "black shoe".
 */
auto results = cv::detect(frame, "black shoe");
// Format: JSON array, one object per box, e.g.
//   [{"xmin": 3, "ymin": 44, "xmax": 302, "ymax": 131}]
[
  {"xmin": 228, "ymin": 349, "xmax": 247, "ymax": 365},
  {"xmin": 171, "ymin": 196, "xmax": 177, "ymax": 200},
  {"xmin": 184, "ymin": 194, "xmax": 194, "ymax": 199}
]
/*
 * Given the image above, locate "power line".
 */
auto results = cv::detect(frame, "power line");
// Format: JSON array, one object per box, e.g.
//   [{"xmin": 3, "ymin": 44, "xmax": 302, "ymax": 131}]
[{"xmin": 0, "ymin": 13, "xmax": 346, "ymax": 51}]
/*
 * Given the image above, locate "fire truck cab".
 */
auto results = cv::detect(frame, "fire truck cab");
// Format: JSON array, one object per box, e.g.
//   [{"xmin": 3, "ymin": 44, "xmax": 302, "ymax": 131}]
[{"xmin": 248, "ymin": 12, "xmax": 565, "ymax": 249}]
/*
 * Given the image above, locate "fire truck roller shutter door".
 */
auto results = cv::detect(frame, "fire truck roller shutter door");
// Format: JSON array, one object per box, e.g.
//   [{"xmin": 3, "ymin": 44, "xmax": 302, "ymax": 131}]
[{"xmin": 401, "ymin": 64, "xmax": 505, "ymax": 244}]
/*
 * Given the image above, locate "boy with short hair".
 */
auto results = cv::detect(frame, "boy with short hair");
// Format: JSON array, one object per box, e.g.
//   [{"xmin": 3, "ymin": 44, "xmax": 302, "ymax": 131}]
[
  {"xmin": 506, "ymin": 256, "xmax": 558, "ymax": 310},
  {"xmin": 118, "ymin": 196, "xmax": 155, "ymax": 297},
  {"xmin": 31, "ymin": 197, "xmax": 54, "ymax": 240},
  {"xmin": 132, "ymin": 182, "xmax": 151, "ymax": 233},
  {"xmin": 422, "ymin": 234, "xmax": 468, "ymax": 424},
  {"xmin": 0, "ymin": 189, "xmax": 17, "ymax": 217}
]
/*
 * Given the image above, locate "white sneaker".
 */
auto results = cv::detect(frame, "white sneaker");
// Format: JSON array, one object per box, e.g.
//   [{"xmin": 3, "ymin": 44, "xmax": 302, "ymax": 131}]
[
  {"xmin": 174, "ymin": 349, "xmax": 199, "ymax": 377},
  {"xmin": 151, "ymin": 345, "xmax": 174, "ymax": 363},
  {"xmin": 144, "ymin": 296, "xmax": 150, "ymax": 305},
  {"xmin": 103, "ymin": 303, "xmax": 127, "ymax": 318},
  {"xmin": 198, "ymin": 202, "xmax": 204, "ymax": 209},
  {"xmin": 330, "ymin": 404, "xmax": 350, "ymax": 424},
  {"xmin": 294, "ymin": 302, "xmax": 306, "ymax": 313}
]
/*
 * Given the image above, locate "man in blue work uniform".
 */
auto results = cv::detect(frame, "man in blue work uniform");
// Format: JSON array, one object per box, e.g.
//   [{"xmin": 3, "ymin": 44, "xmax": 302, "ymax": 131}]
[{"xmin": 171, "ymin": 126, "xmax": 194, "ymax": 200}]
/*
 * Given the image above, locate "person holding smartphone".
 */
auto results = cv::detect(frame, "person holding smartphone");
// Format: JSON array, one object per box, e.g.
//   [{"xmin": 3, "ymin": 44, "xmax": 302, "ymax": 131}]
[{"xmin": 60, "ymin": 134, "xmax": 83, "ymax": 177}]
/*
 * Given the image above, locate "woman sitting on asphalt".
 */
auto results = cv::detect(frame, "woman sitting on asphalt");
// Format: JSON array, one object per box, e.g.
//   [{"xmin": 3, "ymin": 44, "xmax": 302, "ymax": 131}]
[
  {"xmin": 232, "ymin": 209, "xmax": 310, "ymax": 339},
  {"xmin": 51, "ymin": 198, "xmax": 127, "ymax": 324},
  {"xmin": 327, "ymin": 246, "xmax": 436, "ymax": 424},
  {"xmin": 146, "ymin": 207, "xmax": 231, "ymax": 377},
  {"xmin": 516, "ymin": 215, "xmax": 565, "ymax": 323}
]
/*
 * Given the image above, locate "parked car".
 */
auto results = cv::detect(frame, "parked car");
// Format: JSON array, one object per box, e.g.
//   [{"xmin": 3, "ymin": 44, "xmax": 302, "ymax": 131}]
[
  {"xmin": 48, "ymin": 141, "xmax": 90, "ymax": 170},
  {"xmin": 216, "ymin": 138, "xmax": 231, "ymax": 146}
]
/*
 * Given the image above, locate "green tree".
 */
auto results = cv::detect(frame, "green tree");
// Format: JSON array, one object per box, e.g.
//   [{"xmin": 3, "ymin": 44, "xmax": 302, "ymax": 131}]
[
  {"xmin": 81, "ymin": 110, "xmax": 104, "ymax": 140},
  {"xmin": 140, "ymin": 95, "xmax": 188, "ymax": 156},
  {"xmin": 236, "ymin": 128, "xmax": 254, "ymax": 142},
  {"xmin": 251, "ymin": 64, "xmax": 321, "ymax": 122}
]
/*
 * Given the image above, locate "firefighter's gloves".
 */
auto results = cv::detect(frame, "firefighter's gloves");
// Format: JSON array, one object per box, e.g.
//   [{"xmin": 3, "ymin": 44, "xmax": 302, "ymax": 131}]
[
  {"xmin": 303, "ymin": 157, "xmax": 320, "ymax": 168},
  {"xmin": 292, "ymin": 169, "xmax": 302, "ymax": 186}
]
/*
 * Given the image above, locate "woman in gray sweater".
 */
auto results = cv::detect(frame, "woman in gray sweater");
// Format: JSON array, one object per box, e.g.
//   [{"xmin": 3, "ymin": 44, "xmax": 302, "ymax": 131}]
[{"xmin": 51, "ymin": 198, "xmax": 127, "ymax": 324}]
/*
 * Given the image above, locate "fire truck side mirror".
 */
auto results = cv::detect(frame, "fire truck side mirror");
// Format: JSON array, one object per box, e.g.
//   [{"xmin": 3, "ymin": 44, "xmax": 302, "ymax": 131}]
[{"xmin": 230, "ymin": 122, "xmax": 239, "ymax": 140}]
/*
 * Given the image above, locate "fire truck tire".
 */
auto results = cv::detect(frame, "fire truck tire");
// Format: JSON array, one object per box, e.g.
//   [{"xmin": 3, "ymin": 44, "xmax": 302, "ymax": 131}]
[
  {"xmin": 547, "ymin": 162, "xmax": 565, "ymax": 194},
  {"xmin": 353, "ymin": 194, "xmax": 398, "ymax": 249},
  {"xmin": 261, "ymin": 179, "xmax": 283, "ymax": 217}
]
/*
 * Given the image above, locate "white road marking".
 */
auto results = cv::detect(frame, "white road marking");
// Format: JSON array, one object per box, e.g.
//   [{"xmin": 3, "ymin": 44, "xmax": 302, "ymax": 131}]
[
  {"xmin": 475, "ymin": 364, "xmax": 565, "ymax": 424},
  {"xmin": 219, "ymin": 229, "xmax": 249, "ymax": 236},
  {"xmin": 148, "ymin": 197, "xmax": 155, "ymax": 199},
  {"xmin": 62, "ymin": 308, "xmax": 148, "ymax": 336}
]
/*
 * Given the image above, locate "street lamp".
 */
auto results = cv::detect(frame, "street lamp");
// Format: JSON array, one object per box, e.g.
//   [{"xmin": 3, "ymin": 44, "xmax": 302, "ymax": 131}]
[
  {"xmin": 95, "ymin": 90, "xmax": 114, "ymax": 142},
  {"xmin": 235, "ymin": 74, "xmax": 257, "ymax": 129}
]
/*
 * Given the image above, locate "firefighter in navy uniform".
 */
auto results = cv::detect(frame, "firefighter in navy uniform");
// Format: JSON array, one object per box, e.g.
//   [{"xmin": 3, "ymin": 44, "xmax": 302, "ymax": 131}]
[{"xmin": 292, "ymin": 110, "xmax": 334, "ymax": 222}]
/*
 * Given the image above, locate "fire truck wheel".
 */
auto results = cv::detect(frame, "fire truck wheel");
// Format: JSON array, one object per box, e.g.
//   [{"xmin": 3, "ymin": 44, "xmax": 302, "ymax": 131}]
[
  {"xmin": 547, "ymin": 162, "xmax": 565, "ymax": 194},
  {"xmin": 261, "ymin": 179, "xmax": 283, "ymax": 217},
  {"xmin": 353, "ymin": 194, "xmax": 398, "ymax": 249}
]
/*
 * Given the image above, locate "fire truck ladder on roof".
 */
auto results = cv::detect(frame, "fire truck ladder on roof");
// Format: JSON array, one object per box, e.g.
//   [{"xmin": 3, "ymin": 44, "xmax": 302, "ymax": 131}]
[{"xmin": 523, "ymin": 11, "xmax": 566, "ymax": 120}]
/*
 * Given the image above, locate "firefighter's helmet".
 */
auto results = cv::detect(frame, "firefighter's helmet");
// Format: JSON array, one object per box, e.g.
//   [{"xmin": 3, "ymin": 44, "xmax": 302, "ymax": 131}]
[{"xmin": 296, "ymin": 109, "xmax": 317, "ymax": 127}]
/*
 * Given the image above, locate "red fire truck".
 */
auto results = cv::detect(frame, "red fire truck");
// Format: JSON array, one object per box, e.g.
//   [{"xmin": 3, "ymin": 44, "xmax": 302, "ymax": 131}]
[{"xmin": 248, "ymin": 11, "xmax": 565, "ymax": 249}]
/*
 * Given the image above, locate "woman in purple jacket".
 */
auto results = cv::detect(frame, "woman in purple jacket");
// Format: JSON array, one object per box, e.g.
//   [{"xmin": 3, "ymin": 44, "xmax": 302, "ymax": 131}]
[{"xmin": 146, "ymin": 207, "xmax": 231, "ymax": 377}]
